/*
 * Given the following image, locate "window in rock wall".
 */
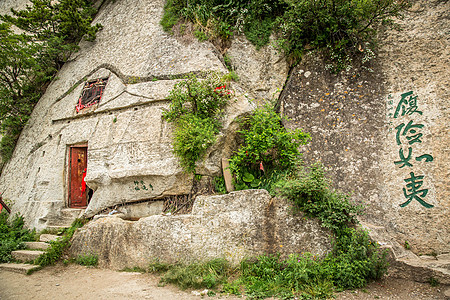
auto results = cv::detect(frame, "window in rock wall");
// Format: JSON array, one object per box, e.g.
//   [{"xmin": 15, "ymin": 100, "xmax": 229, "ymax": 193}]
[{"xmin": 76, "ymin": 77, "xmax": 109, "ymax": 112}]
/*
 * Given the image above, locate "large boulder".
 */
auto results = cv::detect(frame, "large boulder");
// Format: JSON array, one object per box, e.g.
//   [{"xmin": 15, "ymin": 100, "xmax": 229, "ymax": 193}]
[{"xmin": 70, "ymin": 190, "xmax": 331, "ymax": 269}]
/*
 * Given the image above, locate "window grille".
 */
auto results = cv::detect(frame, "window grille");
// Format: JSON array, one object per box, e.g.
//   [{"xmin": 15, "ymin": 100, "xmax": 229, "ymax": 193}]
[{"xmin": 76, "ymin": 77, "xmax": 108, "ymax": 112}]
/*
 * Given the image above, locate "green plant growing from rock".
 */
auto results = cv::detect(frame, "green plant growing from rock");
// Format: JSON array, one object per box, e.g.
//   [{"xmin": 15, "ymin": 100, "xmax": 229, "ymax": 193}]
[
  {"xmin": 229, "ymin": 104, "xmax": 310, "ymax": 192},
  {"xmin": 163, "ymin": 73, "xmax": 231, "ymax": 173}
]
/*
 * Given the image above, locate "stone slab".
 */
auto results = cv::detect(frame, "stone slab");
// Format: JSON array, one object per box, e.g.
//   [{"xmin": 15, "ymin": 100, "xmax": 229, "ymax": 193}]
[
  {"xmin": 24, "ymin": 242, "xmax": 50, "ymax": 250},
  {"xmin": 0, "ymin": 263, "xmax": 40, "ymax": 275},
  {"xmin": 11, "ymin": 250, "xmax": 45, "ymax": 262},
  {"xmin": 39, "ymin": 234, "xmax": 60, "ymax": 242}
]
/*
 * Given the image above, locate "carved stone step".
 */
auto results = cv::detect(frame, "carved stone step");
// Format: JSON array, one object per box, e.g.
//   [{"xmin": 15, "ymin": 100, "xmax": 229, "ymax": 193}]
[
  {"xmin": 24, "ymin": 241, "xmax": 50, "ymax": 250},
  {"xmin": 0, "ymin": 263, "xmax": 40, "ymax": 274},
  {"xmin": 39, "ymin": 234, "xmax": 60, "ymax": 242},
  {"xmin": 11, "ymin": 250, "xmax": 45, "ymax": 262}
]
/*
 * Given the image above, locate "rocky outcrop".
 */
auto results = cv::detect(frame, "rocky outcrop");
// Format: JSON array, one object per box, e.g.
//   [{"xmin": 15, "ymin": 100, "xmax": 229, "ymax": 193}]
[{"xmin": 70, "ymin": 190, "xmax": 331, "ymax": 269}]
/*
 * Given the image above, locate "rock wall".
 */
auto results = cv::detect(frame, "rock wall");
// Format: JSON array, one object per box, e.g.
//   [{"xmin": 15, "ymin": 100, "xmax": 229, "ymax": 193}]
[
  {"xmin": 0, "ymin": 0, "xmax": 287, "ymax": 229},
  {"xmin": 280, "ymin": 0, "xmax": 449, "ymax": 255},
  {"xmin": 70, "ymin": 190, "xmax": 331, "ymax": 269}
]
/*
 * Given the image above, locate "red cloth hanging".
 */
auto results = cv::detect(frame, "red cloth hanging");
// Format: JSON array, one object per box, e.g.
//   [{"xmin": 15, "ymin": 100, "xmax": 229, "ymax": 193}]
[{"xmin": 81, "ymin": 168, "xmax": 87, "ymax": 193}]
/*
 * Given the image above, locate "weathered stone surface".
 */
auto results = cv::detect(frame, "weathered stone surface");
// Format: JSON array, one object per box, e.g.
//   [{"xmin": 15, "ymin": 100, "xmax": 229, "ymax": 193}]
[
  {"xmin": 116, "ymin": 200, "xmax": 164, "ymax": 220},
  {"xmin": 70, "ymin": 190, "xmax": 331, "ymax": 269},
  {"xmin": 39, "ymin": 234, "xmax": 60, "ymax": 243},
  {"xmin": 280, "ymin": 0, "xmax": 449, "ymax": 255},
  {"xmin": 227, "ymin": 36, "xmax": 289, "ymax": 103}
]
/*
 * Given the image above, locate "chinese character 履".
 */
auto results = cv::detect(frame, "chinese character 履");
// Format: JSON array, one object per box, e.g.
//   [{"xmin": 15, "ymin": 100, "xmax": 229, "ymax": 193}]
[{"xmin": 394, "ymin": 91, "xmax": 423, "ymax": 118}]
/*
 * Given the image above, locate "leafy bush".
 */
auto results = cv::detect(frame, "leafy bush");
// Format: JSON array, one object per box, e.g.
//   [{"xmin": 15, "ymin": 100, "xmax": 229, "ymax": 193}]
[
  {"xmin": 0, "ymin": 211, "xmax": 36, "ymax": 263},
  {"xmin": 163, "ymin": 73, "xmax": 231, "ymax": 173},
  {"xmin": 324, "ymin": 227, "xmax": 388, "ymax": 290},
  {"xmin": 229, "ymin": 104, "xmax": 310, "ymax": 192},
  {"xmin": 213, "ymin": 176, "xmax": 227, "ymax": 194},
  {"xmin": 0, "ymin": 0, "xmax": 102, "ymax": 161},
  {"xmin": 156, "ymin": 258, "xmax": 231, "ymax": 290},
  {"xmin": 35, "ymin": 218, "xmax": 86, "ymax": 266}
]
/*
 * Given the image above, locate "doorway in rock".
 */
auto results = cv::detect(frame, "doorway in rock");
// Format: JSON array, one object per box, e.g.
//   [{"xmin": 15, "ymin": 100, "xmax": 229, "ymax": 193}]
[{"xmin": 68, "ymin": 145, "xmax": 92, "ymax": 208}]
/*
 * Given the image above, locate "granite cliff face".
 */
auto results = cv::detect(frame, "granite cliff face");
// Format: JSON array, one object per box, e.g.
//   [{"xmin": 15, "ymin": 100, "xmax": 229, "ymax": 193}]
[{"xmin": 280, "ymin": 0, "xmax": 449, "ymax": 255}]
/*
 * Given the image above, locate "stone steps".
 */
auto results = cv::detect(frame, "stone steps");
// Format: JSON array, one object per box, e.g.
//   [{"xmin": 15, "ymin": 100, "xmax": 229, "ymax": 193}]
[
  {"xmin": 23, "ymin": 241, "xmax": 50, "ymax": 250},
  {"xmin": 45, "ymin": 225, "xmax": 71, "ymax": 230},
  {"xmin": 0, "ymin": 263, "xmax": 40, "ymax": 275},
  {"xmin": 1, "ymin": 234, "xmax": 62, "ymax": 275},
  {"xmin": 11, "ymin": 250, "xmax": 45, "ymax": 262},
  {"xmin": 45, "ymin": 208, "xmax": 83, "ymax": 227}
]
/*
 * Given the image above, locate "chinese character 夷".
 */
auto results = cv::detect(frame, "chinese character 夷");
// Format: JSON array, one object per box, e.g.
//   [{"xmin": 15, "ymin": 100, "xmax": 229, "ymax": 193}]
[{"xmin": 400, "ymin": 172, "xmax": 433, "ymax": 208}]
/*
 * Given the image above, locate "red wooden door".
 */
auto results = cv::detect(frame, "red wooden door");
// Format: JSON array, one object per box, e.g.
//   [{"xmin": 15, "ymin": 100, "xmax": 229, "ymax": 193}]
[{"xmin": 69, "ymin": 146, "xmax": 88, "ymax": 208}]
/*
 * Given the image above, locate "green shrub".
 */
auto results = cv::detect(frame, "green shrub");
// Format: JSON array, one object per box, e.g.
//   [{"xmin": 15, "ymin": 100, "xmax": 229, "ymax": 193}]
[
  {"xmin": 163, "ymin": 73, "xmax": 231, "ymax": 173},
  {"xmin": 276, "ymin": 163, "xmax": 363, "ymax": 233},
  {"xmin": 75, "ymin": 253, "xmax": 98, "ymax": 266},
  {"xmin": 0, "ymin": 211, "xmax": 35, "ymax": 263},
  {"xmin": 229, "ymin": 104, "xmax": 310, "ymax": 192},
  {"xmin": 324, "ymin": 227, "xmax": 388, "ymax": 290}
]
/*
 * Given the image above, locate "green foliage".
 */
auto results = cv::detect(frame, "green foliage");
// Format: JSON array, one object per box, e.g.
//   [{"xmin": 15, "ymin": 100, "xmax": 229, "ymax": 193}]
[
  {"xmin": 240, "ymin": 231, "xmax": 387, "ymax": 298},
  {"xmin": 229, "ymin": 104, "xmax": 310, "ymax": 192},
  {"xmin": 35, "ymin": 218, "xmax": 86, "ymax": 266},
  {"xmin": 0, "ymin": 211, "xmax": 36, "ymax": 263},
  {"xmin": 325, "ymin": 227, "xmax": 388, "ymax": 290},
  {"xmin": 158, "ymin": 259, "xmax": 231, "ymax": 290},
  {"xmin": 75, "ymin": 253, "xmax": 98, "ymax": 266},
  {"xmin": 0, "ymin": 0, "xmax": 101, "ymax": 161},
  {"xmin": 276, "ymin": 163, "xmax": 363, "ymax": 233},
  {"xmin": 213, "ymin": 176, "xmax": 227, "ymax": 194},
  {"xmin": 149, "ymin": 259, "xmax": 172, "ymax": 273},
  {"xmin": 161, "ymin": 0, "xmax": 410, "ymax": 72},
  {"xmin": 241, "ymin": 253, "xmax": 334, "ymax": 299},
  {"xmin": 222, "ymin": 71, "xmax": 239, "ymax": 82},
  {"xmin": 172, "ymin": 115, "xmax": 218, "ymax": 173},
  {"xmin": 276, "ymin": 0, "xmax": 410, "ymax": 72},
  {"xmin": 428, "ymin": 277, "xmax": 439, "ymax": 287},
  {"xmin": 163, "ymin": 73, "xmax": 231, "ymax": 173}
]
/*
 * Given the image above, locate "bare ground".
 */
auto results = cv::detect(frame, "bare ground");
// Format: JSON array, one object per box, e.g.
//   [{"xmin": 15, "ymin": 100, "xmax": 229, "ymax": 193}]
[{"xmin": 0, "ymin": 264, "xmax": 448, "ymax": 300}]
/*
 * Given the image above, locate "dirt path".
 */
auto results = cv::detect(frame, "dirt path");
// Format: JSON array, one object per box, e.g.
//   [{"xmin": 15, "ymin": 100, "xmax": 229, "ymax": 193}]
[{"xmin": 0, "ymin": 264, "xmax": 448, "ymax": 300}]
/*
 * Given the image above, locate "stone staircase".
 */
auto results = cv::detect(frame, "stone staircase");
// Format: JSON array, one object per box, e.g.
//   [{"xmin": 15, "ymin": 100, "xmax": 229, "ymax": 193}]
[
  {"xmin": 361, "ymin": 221, "xmax": 450, "ymax": 285},
  {"xmin": 45, "ymin": 208, "xmax": 84, "ymax": 230},
  {"xmin": 0, "ymin": 234, "xmax": 59, "ymax": 274}
]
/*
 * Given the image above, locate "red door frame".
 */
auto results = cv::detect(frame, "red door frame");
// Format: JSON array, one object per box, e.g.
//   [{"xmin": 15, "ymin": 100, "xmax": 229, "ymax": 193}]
[{"xmin": 68, "ymin": 144, "xmax": 88, "ymax": 208}]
